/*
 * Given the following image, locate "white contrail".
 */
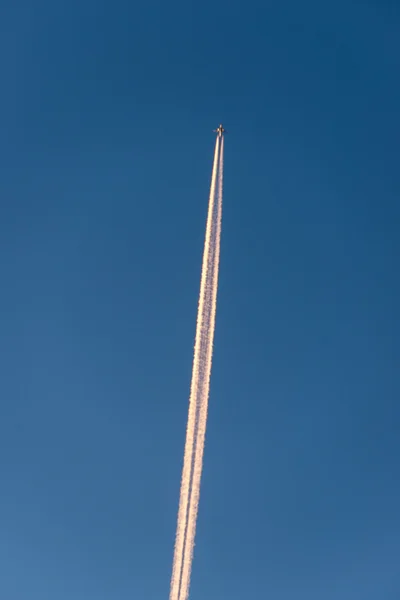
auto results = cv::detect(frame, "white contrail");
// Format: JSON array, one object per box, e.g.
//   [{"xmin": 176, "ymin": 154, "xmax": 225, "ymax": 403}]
[
  {"xmin": 177, "ymin": 136, "xmax": 224, "ymax": 600},
  {"xmin": 169, "ymin": 135, "xmax": 221, "ymax": 600}
]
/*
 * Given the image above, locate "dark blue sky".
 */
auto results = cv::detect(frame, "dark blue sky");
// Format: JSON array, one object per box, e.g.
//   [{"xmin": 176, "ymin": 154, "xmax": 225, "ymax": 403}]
[{"xmin": 1, "ymin": 1, "xmax": 399, "ymax": 599}]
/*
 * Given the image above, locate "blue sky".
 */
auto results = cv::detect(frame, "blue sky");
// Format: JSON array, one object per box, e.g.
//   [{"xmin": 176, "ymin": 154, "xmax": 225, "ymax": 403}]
[{"xmin": 1, "ymin": 1, "xmax": 399, "ymax": 599}]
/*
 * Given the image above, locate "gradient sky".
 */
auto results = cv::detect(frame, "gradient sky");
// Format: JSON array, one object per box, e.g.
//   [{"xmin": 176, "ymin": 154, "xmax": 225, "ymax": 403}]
[{"xmin": 1, "ymin": 1, "xmax": 399, "ymax": 599}]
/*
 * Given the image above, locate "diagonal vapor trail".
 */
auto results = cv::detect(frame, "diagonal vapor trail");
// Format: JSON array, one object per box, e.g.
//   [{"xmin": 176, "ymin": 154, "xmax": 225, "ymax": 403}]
[
  {"xmin": 177, "ymin": 135, "xmax": 224, "ymax": 600},
  {"xmin": 169, "ymin": 135, "xmax": 223, "ymax": 600}
]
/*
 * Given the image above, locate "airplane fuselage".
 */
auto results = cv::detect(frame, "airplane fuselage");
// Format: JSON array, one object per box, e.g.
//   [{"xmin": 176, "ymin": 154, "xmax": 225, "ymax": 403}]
[{"xmin": 214, "ymin": 124, "xmax": 225, "ymax": 137}]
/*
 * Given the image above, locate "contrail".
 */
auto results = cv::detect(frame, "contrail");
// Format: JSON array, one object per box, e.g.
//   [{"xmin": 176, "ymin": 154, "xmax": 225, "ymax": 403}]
[
  {"xmin": 177, "ymin": 136, "xmax": 224, "ymax": 600},
  {"xmin": 169, "ymin": 135, "xmax": 222, "ymax": 600}
]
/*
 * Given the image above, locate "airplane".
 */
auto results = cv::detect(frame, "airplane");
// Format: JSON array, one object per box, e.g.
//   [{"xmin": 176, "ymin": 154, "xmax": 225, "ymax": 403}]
[{"xmin": 213, "ymin": 124, "xmax": 226, "ymax": 137}]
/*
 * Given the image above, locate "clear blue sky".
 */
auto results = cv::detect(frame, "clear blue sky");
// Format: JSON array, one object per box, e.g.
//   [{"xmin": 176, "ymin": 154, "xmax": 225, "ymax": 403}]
[{"xmin": 1, "ymin": 1, "xmax": 399, "ymax": 599}]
